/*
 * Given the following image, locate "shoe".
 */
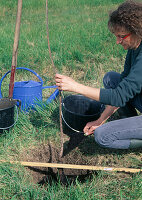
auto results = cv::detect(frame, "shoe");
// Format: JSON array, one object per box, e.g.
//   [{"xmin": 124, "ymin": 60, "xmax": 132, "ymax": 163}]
[
  {"xmin": 129, "ymin": 139, "xmax": 142, "ymax": 149},
  {"xmin": 117, "ymin": 103, "xmax": 137, "ymax": 119}
]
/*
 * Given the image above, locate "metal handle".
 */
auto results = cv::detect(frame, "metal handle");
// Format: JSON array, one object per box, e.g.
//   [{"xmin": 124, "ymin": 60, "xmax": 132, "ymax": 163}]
[{"xmin": 61, "ymin": 102, "xmax": 83, "ymax": 133}]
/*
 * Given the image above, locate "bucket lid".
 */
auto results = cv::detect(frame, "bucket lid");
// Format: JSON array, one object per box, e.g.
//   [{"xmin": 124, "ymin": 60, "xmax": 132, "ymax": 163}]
[{"xmin": 0, "ymin": 98, "xmax": 17, "ymax": 110}]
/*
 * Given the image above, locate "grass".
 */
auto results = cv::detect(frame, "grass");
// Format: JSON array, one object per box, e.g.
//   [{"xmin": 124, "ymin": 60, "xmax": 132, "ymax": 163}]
[
  {"xmin": 0, "ymin": 0, "xmax": 142, "ymax": 199},
  {"xmin": 0, "ymin": 0, "xmax": 125, "ymax": 75},
  {"xmin": 0, "ymin": 163, "xmax": 141, "ymax": 199}
]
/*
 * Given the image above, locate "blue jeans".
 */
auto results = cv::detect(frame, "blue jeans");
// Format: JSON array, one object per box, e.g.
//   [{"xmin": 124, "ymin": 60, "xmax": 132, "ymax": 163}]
[{"xmin": 94, "ymin": 71, "xmax": 142, "ymax": 149}]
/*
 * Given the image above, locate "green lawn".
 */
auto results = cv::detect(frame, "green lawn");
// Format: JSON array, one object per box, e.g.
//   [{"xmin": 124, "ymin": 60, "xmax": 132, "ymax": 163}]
[{"xmin": 0, "ymin": 0, "xmax": 141, "ymax": 199}]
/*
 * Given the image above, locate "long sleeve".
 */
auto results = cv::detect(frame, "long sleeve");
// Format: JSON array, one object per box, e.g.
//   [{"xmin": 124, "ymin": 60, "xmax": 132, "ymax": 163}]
[
  {"xmin": 120, "ymin": 50, "xmax": 131, "ymax": 80},
  {"xmin": 100, "ymin": 42, "xmax": 142, "ymax": 107}
]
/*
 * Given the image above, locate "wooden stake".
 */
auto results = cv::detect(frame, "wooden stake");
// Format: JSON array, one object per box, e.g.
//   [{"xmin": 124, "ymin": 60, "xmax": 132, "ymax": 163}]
[
  {"xmin": 11, "ymin": 0, "xmax": 22, "ymax": 67},
  {"xmin": 9, "ymin": 0, "xmax": 22, "ymax": 98},
  {"xmin": 0, "ymin": 160, "xmax": 141, "ymax": 173}
]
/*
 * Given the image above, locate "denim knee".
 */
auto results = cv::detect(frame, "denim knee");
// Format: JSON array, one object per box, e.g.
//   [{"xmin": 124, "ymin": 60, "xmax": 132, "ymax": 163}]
[
  {"xmin": 94, "ymin": 126, "xmax": 113, "ymax": 148},
  {"xmin": 103, "ymin": 71, "xmax": 121, "ymax": 89},
  {"xmin": 94, "ymin": 127, "xmax": 106, "ymax": 148}
]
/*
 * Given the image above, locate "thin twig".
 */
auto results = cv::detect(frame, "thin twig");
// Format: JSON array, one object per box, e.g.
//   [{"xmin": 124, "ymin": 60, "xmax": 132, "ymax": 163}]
[
  {"xmin": 46, "ymin": 0, "xmax": 56, "ymax": 72},
  {"xmin": 46, "ymin": 0, "xmax": 64, "ymax": 159}
]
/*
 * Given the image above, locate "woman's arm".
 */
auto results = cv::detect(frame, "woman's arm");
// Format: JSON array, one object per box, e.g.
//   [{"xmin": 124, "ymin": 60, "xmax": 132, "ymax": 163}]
[
  {"xmin": 83, "ymin": 105, "xmax": 119, "ymax": 135},
  {"xmin": 55, "ymin": 74, "xmax": 100, "ymax": 101},
  {"xmin": 55, "ymin": 74, "xmax": 119, "ymax": 135}
]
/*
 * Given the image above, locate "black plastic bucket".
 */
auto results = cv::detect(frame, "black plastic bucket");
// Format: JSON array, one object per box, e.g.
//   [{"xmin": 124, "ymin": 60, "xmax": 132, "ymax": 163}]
[
  {"xmin": 62, "ymin": 95, "xmax": 105, "ymax": 133},
  {"xmin": 0, "ymin": 98, "xmax": 20, "ymax": 133}
]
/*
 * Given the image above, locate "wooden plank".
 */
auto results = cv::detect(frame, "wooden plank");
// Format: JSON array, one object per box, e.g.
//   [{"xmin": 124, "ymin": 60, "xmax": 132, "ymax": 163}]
[{"xmin": 0, "ymin": 160, "xmax": 141, "ymax": 173}]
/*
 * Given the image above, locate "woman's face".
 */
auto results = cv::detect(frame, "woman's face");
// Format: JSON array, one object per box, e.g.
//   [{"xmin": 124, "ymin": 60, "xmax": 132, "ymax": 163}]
[{"xmin": 114, "ymin": 27, "xmax": 141, "ymax": 50}]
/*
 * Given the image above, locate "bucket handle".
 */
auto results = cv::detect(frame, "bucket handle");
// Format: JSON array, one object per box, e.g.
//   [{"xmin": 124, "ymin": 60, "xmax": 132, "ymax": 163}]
[
  {"xmin": 0, "ymin": 105, "xmax": 19, "ymax": 130},
  {"xmin": 61, "ymin": 101, "xmax": 105, "ymax": 134},
  {"xmin": 61, "ymin": 103, "xmax": 84, "ymax": 133}
]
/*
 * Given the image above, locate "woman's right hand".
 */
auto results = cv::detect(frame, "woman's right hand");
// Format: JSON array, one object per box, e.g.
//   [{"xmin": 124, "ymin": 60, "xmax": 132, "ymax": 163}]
[
  {"xmin": 83, "ymin": 119, "xmax": 102, "ymax": 136},
  {"xmin": 83, "ymin": 106, "xmax": 118, "ymax": 136}
]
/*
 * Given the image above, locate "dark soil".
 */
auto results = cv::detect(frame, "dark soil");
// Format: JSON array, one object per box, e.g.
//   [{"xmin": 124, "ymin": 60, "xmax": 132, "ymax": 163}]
[
  {"xmin": 20, "ymin": 129, "xmax": 141, "ymax": 185},
  {"xmin": 21, "ymin": 132, "xmax": 92, "ymax": 185}
]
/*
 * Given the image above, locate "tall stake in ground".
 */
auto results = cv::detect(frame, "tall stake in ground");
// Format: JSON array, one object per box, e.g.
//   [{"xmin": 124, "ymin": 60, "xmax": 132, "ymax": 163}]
[{"xmin": 9, "ymin": 0, "xmax": 22, "ymax": 98}]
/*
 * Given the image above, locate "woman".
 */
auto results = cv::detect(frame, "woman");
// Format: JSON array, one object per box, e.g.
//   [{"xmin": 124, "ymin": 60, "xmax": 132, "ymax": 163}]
[{"xmin": 55, "ymin": 0, "xmax": 142, "ymax": 149}]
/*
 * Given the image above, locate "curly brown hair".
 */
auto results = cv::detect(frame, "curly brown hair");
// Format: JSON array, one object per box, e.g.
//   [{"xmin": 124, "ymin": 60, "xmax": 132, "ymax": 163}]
[{"xmin": 108, "ymin": 0, "xmax": 142, "ymax": 39}]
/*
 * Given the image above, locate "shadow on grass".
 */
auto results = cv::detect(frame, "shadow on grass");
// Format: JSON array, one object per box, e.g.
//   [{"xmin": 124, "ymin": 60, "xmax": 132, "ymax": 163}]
[
  {"xmin": 28, "ymin": 106, "xmax": 142, "ymax": 158},
  {"xmin": 27, "ymin": 166, "xmax": 95, "ymax": 186},
  {"xmin": 78, "ymin": 136, "xmax": 142, "ymax": 157}
]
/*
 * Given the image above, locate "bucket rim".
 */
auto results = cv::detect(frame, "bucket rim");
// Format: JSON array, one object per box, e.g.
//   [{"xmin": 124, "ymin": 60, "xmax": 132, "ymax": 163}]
[
  {"xmin": 0, "ymin": 98, "xmax": 17, "ymax": 111},
  {"xmin": 62, "ymin": 102, "xmax": 104, "ymax": 117},
  {"xmin": 62, "ymin": 95, "xmax": 105, "ymax": 117}
]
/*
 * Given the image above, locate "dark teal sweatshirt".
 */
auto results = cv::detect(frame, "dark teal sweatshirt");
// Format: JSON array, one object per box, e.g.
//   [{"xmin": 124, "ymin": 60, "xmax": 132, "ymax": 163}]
[{"xmin": 100, "ymin": 41, "xmax": 142, "ymax": 107}]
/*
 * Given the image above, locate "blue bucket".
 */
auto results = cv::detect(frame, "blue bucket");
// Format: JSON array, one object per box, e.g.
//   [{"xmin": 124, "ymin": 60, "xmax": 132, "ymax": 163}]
[{"xmin": 0, "ymin": 67, "xmax": 59, "ymax": 111}]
